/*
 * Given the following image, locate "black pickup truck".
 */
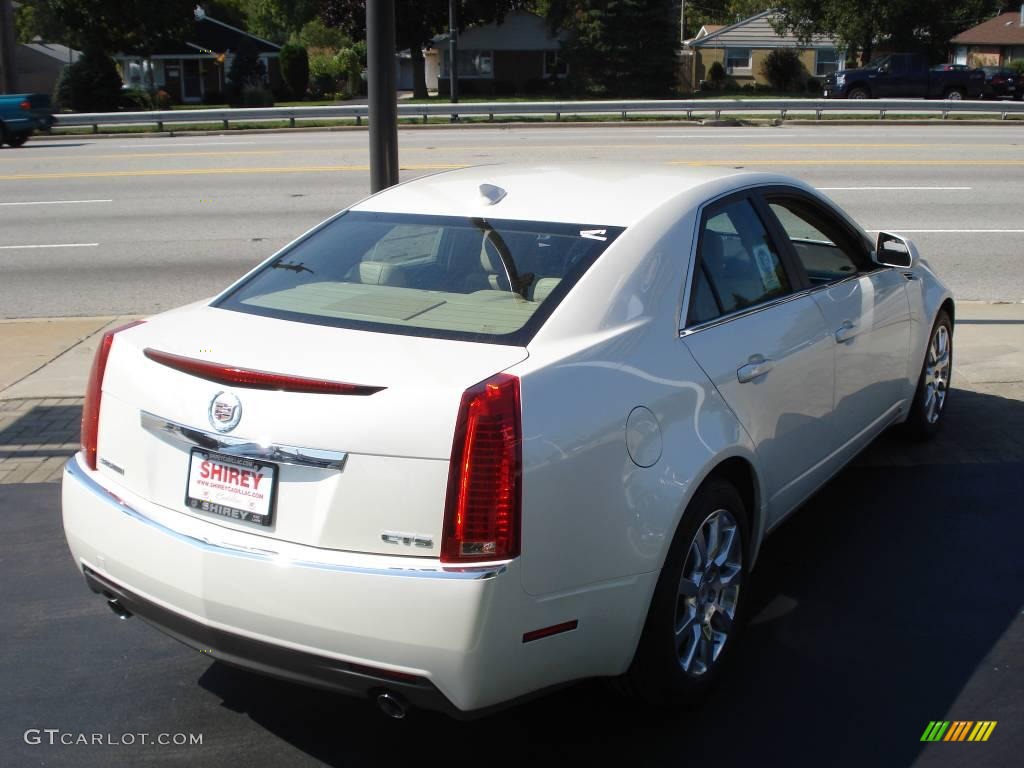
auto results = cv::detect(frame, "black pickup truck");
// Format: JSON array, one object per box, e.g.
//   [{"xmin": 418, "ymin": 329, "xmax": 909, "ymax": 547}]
[{"xmin": 823, "ymin": 53, "xmax": 984, "ymax": 100}]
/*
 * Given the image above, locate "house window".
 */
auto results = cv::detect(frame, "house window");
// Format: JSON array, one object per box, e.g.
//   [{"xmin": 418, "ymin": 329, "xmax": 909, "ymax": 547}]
[
  {"xmin": 442, "ymin": 50, "xmax": 493, "ymax": 79},
  {"xmin": 815, "ymin": 48, "xmax": 840, "ymax": 76},
  {"xmin": 725, "ymin": 48, "xmax": 752, "ymax": 73},
  {"xmin": 543, "ymin": 51, "xmax": 569, "ymax": 78}
]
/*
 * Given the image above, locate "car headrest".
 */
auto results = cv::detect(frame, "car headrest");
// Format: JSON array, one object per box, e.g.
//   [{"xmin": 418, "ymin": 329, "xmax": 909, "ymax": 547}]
[{"xmin": 529, "ymin": 277, "xmax": 561, "ymax": 303}]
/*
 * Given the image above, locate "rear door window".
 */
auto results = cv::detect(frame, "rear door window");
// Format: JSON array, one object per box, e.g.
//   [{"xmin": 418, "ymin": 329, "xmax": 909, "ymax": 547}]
[
  {"xmin": 688, "ymin": 198, "xmax": 793, "ymax": 324},
  {"xmin": 216, "ymin": 212, "xmax": 624, "ymax": 345}
]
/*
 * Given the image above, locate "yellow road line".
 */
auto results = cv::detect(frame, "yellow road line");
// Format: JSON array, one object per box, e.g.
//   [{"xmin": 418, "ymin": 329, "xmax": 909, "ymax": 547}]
[{"xmin": 0, "ymin": 163, "xmax": 465, "ymax": 181}]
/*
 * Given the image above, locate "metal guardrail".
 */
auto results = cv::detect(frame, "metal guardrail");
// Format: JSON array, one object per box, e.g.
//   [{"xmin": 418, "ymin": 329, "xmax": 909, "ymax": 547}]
[{"xmin": 53, "ymin": 98, "xmax": 1024, "ymax": 132}]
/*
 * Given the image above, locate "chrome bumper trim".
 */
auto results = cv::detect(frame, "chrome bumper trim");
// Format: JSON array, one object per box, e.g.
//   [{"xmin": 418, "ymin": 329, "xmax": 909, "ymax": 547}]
[
  {"xmin": 64, "ymin": 455, "xmax": 507, "ymax": 581},
  {"xmin": 140, "ymin": 410, "xmax": 348, "ymax": 471}
]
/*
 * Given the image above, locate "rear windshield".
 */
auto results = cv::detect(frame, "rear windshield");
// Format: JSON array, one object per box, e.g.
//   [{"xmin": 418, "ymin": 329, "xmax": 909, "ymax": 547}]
[{"xmin": 216, "ymin": 211, "xmax": 624, "ymax": 345}]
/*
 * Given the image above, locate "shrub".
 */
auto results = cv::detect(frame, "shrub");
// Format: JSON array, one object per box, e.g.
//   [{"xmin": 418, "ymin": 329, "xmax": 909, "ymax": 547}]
[
  {"xmin": 335, "ymin": 47, "xmax": 363, "ymax": 96},
  {"xmin": 279, "ymin": 43, "xmax": 310, "ymax": 98},
  {"xmin": 308, "ymin": 50, "xmax": 343, "ymax": 98},
  {"xmin": 226, "ymin": 39, "xmax": 267, "ymax": 106},
  {"xmin": 298, "ymin": 19, "xmax": 351, "ymax": 50},
  {"xmin": 240, "ymin": 86, "xmax": 274, "ymax": 107},
  {"xmin": 202, "ymin": 90, "xmax": 225, "ymax": 105},
  {"xmin": 1009, "ymin": 59, "xmax": 1024, "ymax": 76},
  {"xmin": 760, "ymin": 48, "xmax": 804, "ymax": 92},
  {"xmin": 707, "ymin": 61, "xmax": 726, "ymax": 86},
  {"xmin": 53, "ymin": 48, "xmax": 123, "ymax": 112},
  {"xmin": 805, "ymin": 77, "xmax": 822, "ymax": 94},
  {"xmin": 120, "ymin": 88, "xmax": 153, "ymax": 110},
  {"xmin": 154, "ymin": 89, "xmax": 173, "ymax": 109}
]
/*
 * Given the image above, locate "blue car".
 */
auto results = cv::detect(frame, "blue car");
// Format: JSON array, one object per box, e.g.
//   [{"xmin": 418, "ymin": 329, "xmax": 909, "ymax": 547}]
[{"xmin": 0, "ymin": 93, "xmax": 56, "ymax": 147}]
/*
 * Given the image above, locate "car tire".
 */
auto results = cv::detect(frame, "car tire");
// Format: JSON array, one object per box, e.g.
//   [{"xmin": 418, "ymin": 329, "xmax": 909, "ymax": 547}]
[
  {"xmin": 619, "ymin": 477, "xmax": 750, "ymax": 707},
  {"xmin": 903, "ymin": 310, "xmax": 953, "ymax": 441},
  {"xmin": 944, "ymin": 88, "xmax": 965, "ymax": 101},
  {"xmin": 847, "ymin": 87, "xmax": 869, "ymax": 99},
  {"xmin": 6, "ymin": 132, "xmax": 28, "ymax": 148}
]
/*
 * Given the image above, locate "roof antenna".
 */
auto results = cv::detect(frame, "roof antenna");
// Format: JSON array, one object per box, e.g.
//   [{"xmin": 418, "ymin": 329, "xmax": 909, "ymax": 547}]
[{"xmin": 479, "ymin": 184, "xmax": 507, "ymax": 206}]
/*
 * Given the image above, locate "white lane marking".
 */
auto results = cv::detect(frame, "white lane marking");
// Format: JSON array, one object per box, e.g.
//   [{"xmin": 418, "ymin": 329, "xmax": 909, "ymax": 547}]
[
  {"xmin": 0, "ymin": 243, "xmax": 99, "ymax": 249},
  {"xmin": 115, "ymin": 141, "xmax": 258, "ymax": 148},
  {"xmin": 866, "ymin": 229, "xmax": 1024, "ymax": 233},
  {"xmin": 0, "ymin": 199, "xmax": 113, "ymax": 206},
  {"xmin": 819, "ymin": 186, "xmax": 971, "ymax": 191}
]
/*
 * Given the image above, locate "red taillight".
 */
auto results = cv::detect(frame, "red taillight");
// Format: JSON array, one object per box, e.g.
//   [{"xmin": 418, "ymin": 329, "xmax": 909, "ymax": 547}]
[
  {"xmin": 441, "ymin": 374, "xmax": 522, "ymax": 563},
  {"xmin": 143, "ymin": 348, "xmax": 384, "ymax": 395},
  {"xmin": 19, "ymin": 100, "xmax": 31, "ymax": 111},
  {"xmin": 81, "ymin": 321, "xmax": 146, "ymax": 470}
]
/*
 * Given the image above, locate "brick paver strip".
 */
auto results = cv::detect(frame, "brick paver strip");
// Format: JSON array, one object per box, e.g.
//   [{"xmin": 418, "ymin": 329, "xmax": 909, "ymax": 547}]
[{"xmin": 0, "ymin": 398, "xmax": 83, "ymax": 484}]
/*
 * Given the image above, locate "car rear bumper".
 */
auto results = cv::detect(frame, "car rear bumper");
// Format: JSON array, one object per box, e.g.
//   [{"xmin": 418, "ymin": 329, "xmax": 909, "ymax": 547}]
[
  {"xmin": 81, "ymin": 563, "xmax": 461, "ymax": 715},
  {"xmin": 61, "ymin": 453, "xmax": 536, "ymax": 715}
]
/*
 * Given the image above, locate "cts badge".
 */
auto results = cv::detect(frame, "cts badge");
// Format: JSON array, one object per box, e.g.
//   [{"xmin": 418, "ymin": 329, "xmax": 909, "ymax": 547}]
[{"xmin": 209, "ymin": 391, "xmax": 242, "ymax": 433}]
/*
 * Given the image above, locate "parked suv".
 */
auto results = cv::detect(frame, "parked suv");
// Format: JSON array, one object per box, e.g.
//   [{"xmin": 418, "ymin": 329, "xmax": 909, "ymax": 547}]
[{"xmin": 823, "ymin": 53, "xmax": 984, "ymax": 100}]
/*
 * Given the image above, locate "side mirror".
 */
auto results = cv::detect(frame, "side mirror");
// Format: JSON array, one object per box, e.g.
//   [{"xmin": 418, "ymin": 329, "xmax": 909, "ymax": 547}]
[
  {"xmin": 878, "ymin": 64, "xmax": 889, "ymax": 74},
  {"xmin": 873, "ymin": 231, "xmax": 918, "ymax": 269}
]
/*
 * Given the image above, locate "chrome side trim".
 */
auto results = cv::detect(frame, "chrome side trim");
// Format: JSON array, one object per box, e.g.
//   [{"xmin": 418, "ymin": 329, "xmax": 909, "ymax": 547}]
[
  {"xmin": 64, "ymin": 455, "xmax": 506, "ymax": 581},
  {"xmin": 140, "ymin": 410, "xmax": 348, "ymax": 471},
  {"xmin": 679, "ymin": 287, "xmax": 817, "ymax": 338}
]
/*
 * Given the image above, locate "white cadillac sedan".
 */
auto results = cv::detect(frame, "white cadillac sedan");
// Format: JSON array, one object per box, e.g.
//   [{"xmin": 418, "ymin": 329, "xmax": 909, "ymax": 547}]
[{"xmin": 63, "ymin": 164, "xmax": 954, "ymax": 719}]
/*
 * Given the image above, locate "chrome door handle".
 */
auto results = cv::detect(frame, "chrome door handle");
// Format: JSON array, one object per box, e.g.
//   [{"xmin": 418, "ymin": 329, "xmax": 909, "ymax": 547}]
[
  {"xmin": 737, "ymin": 357, "xmax": 773, "ymax": 383},
  {"xmin": 835, "ymin": 320, "xmax": 857, "ymax": 344}
]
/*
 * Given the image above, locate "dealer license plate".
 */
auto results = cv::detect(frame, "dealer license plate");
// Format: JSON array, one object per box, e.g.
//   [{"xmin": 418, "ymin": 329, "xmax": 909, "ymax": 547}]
[{"xmin": 185, "ymin": 449, "xmax": 277, "ymax": 527}]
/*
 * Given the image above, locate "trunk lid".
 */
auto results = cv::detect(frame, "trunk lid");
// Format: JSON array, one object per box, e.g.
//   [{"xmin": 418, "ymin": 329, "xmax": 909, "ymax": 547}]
[{"xmin": 96, "ymin": 305, "xmax": 528, "ymax": 557}]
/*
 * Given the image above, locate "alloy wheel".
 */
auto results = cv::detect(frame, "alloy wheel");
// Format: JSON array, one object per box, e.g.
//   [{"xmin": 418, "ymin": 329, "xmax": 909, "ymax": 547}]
[
  {"xmin": 674, "ymin": 508, "xmax": 743, "ymax": 676},
  {"xmin": 923, "ymin": 324, "xmax": 951, "ymax": 424}
]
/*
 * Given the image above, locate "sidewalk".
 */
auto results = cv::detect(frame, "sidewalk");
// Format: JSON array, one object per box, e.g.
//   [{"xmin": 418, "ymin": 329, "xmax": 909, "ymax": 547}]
[{"xmin": 1, "ymin": 303, "xmax": 1022, "ymax": 483}]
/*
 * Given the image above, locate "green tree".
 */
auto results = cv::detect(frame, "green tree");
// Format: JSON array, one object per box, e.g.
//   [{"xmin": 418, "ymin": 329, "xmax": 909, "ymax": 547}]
[
  {"xmin": 53, "ymin": 48, "xmax": 123, "ymax": 111},
  {"xmin": 773, "ymin": 0, "xmax": 1001, "ymax": 65},
  {"xmin": 48, "ymin": 0, "xmax": 196, "ymax": 54},
  {"xmin": 548, "ymin": 1, "xmax": 679, "ymax": 97},
  {"xmin": 279, "ymin": 43, "xmax": 310, "ymax": 97},
  {"xmin": 321, "ymin": 1, "xmax": 529, "ymax": 99},
  {"xmin": 225, "ymin": 37, "xmax": 267, "ymax": 104}
]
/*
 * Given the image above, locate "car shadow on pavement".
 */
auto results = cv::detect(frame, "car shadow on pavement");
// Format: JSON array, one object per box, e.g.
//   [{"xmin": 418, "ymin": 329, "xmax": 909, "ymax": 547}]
[{"xmin": 196, "ymin": 386, "xmax": 1024, "ymax": 768}]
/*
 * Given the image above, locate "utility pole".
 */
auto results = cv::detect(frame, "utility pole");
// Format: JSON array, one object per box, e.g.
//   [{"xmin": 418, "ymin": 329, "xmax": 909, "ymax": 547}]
[
  {"xmin": 0, "ymin": 0, "xmax": 18, "ymax": 94},
  {"xmin": 448, "ymin": 0, "xmax": 459, "ymax": 105},
  {"xmin": 680, "ymin": 1, "xmax": 685, "ymax": 43},
  {"xmin": 367, "ymin": 0, "xmax": 398, "ymax": 192}
]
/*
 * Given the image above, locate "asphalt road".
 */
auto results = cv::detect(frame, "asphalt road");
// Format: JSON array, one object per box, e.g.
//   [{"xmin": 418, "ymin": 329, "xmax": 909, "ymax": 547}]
[
  {"xmin": 1, "ymin": 122, "xmax": 1023, "ymax": 318},
  {"xmin": 2, "ymin": 395, "xmax": 1023, "ymax": 767}
]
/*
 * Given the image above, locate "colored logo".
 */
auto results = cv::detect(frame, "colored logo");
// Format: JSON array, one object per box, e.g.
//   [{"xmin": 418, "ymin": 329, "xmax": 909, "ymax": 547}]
[
  {"xmin": 208, "ymin": 391, "xmax": 242, "ymax": 433},
  {"xmin": 920, "ymin": 721, "xmax": 997, "ymax": 742}
]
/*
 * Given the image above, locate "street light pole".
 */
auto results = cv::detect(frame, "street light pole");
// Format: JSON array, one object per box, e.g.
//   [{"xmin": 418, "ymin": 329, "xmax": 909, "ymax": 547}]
[
  {"xmin": 448, "ymin": 0, "xmax": 459, "ymax": 105},
  {"xmin": 0, "ymin": 0, "xmax": 18, "ymax": 94},
  {"xmin": 367, "ymin": 0, "xmax": 398, "ymax": 192}
]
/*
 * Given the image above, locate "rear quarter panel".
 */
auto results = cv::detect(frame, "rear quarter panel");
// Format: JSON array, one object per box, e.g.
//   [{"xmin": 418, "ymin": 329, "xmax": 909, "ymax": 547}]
[{"xmin": 515, "ymin": 193, "xmax": 762, "ymax": 598}]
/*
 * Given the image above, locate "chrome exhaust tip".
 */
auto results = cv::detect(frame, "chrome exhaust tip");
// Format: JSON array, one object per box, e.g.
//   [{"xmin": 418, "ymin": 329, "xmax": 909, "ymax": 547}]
[
  {"xmin": 106, "ymin": 598, "xmax": 132, "ymax": 620},
  {"xmin": 375, "ymin": 691, "xmax": 408, "ymax": 720}
]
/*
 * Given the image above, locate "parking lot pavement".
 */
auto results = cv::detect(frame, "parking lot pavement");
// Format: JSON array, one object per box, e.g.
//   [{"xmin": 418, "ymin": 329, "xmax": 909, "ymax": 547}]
[{"xmin": 2, "ymin": 418, "xmax": 1021, "ymax": 767}]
